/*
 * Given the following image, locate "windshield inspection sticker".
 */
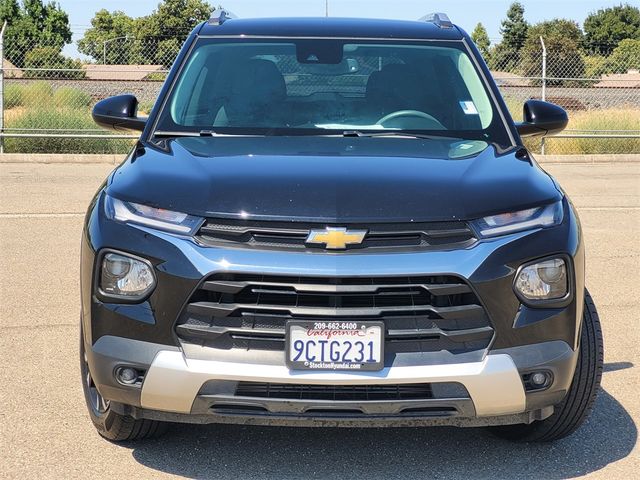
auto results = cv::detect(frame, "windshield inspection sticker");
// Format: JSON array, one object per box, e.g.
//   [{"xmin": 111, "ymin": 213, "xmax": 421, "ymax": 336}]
[{"xmin": 460, "ymin": 101, "xmax": 479, "ymax": 115}]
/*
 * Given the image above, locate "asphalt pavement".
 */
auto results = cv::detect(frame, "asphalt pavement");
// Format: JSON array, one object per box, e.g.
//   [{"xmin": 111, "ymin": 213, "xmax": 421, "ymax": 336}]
[{"xmin": 0, "ymin": 161, "xmax": 638, "ymax": 479}]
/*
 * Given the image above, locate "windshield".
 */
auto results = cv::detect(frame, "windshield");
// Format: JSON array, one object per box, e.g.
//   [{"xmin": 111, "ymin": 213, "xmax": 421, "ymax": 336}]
[{"xmin": 154, "ymin": 38, "xmax": 511, "ymax": 145}]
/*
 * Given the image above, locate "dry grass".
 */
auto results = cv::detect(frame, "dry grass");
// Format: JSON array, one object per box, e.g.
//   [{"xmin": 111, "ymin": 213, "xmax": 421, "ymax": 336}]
[
  {"xmin": 4, "ymin": 107, "xmax": 27, "ymax": 122},
  {"xmin": 543, "ymin": 108, "xmax": 640, "ymax": 154},
  {"xmin": 4, "ymin": 106, "xmax": 133, "ymax": 154},
  {"xmin": 3, "ymin": 93, "xmax": 638, "ymax": 154},
  {"xmin": 502, "ymin": 97, "xmax": 639, "ymax": 154}
]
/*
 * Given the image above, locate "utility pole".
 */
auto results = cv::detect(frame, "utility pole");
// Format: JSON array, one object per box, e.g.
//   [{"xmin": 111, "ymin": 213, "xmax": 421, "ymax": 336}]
[
  {"xmin": 325, "ymin": 0, "xmax": 329, "ymax": 17},
  {"xmin": 539, "ymin": 36, "xmax": 547, "ymax": 102},
  {"xmin": 0, "ymin": 21, "xmax": 6, "ymax": 154},
  {"xmin": 540, "ymin": 36, "xmax": 547, "ymax": 154}
]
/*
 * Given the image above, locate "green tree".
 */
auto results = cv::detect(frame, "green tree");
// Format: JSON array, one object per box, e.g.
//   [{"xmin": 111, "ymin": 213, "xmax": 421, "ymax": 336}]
[
  {"xmin": 0, "ymin": 0, "xmax": 19, "ymax": 21},
  {"xmin": 520, "ymin": 19, "xmax": 585, "ymax": 85},
  {"xmin": 135, "ymin": 0, "xmax": 213, "ymax": 66},
  {"xmin": 77, "ymin": 10, "xmax": 137, "ymax": 64},
  {"xmin": 143, "ymin": 0, "xmax": 212, "ymax": 36},
  {"xmin": 584, "ymin": 4, "xmax": 640, "ymax": 55},
  {"xmin": 583, "ymin": 54, "xmax": 607, "ymax": 78},
  {"xmin": 0, "ymin": 0, "xmax": 72, "ymax": 67},
  {"xmin": 489, "ymin": 2, "xmax": 529, "ymax": 72},
  {"xmin": 79, "ymin": 0, "xmax": 213, "ymax": 66},
  {"xmin": 471, "ymin": 22, "xmax": 491, "ymax": 59},
  {"xmin": 155, "ymin": 38, "xmax": 182, "ymax": 67},
  {"xmin": 584, "ymin": 39, "xmax": 640, "ymax": 78},
  {"xmin": 528, "ymin": 18, "xmax": 584, "ymax": 45},
  {"xmin": 501, "ymin": 2, "xmax": 529, "ymax": 50},
  {"xmin": 604, "ymin": 38, "xmax": 640, "ymax": 73}
]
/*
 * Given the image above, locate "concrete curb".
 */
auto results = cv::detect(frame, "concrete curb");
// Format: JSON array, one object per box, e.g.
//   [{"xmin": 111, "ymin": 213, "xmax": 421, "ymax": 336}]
[
  {"xmin": 0, "ymin": 153, "xmax": 639, "ymax": 165},
  {"xmin": 534, "ymin": 154, "xmax": 640, "ymax": 164},
  {"xmin": 0, "ymin": 153, "xmax": 122, "ymax": 164}
]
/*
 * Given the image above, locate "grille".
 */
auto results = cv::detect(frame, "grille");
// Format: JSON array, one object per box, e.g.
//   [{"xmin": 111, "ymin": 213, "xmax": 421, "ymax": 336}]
[
  {"xmin": 196, "ymin": 219, "xmax": 476, "ymax": 251},
  {"xmin": 233, "ymin": 382, "xmax": 469, "ymax": 401},
  {"xmin": 208, "ymin": 404, "xmax": 460, "ymax": 417},
  {"xmin": 175, "ymin": 274, "xmax": 493, "ymax": 355}
]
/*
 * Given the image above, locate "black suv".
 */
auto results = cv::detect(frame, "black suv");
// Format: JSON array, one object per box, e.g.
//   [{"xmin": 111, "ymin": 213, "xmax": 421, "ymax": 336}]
[{"xmin": 81, "ymin": 11, "xmax": 603, "ymax": 442}]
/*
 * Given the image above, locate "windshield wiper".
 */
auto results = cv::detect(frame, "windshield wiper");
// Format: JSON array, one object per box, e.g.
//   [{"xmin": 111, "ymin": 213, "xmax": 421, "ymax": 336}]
[
  {"xmin": 153, "ymin": 130, "xmax": 258, "ymax": 138},
  {"xmin": 342, "ymin": 130, "xmax": 458, "ymax": 140}
]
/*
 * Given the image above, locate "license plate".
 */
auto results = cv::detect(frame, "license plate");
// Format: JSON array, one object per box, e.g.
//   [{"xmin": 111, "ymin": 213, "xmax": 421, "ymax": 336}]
[{"xmin": 286, "ymin": 321, "xmax": 384, "ymax": 371}]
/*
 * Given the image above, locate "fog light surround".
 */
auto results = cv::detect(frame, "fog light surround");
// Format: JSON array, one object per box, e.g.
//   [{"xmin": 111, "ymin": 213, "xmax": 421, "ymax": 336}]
[
  {"xmin": 514, "ymin": 256, "xmax": 571, "ymax": 305},
  {"xmin": 115, "ymin": 366, "xmax": 145, "ymax": 387},
  {"xmin": 522, "ymin": 371, "xmax": 553, "ymax": 391},
  {"xmin": 98, "ymin": 250, "xmax": 156, "ymax": 302}
]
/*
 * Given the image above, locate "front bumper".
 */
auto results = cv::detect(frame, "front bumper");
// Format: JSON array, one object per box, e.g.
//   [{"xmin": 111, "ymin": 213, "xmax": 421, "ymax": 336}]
[
  {"xmin": 87, "ymin": 335, "xmax": 577, "ymax": 426},
  {"xmin": 145, "ymin": 350, "xmax": 523, "ymax": 415},
  {"xmin": 81, "ymin": 194, "xmax": 584, "ymax": 426}
]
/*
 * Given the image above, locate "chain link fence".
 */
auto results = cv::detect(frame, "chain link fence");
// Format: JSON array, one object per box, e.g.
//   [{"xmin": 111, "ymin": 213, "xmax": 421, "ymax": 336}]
[
  {"xmin": 0, "ymin": 29, "xmax": 638, "ymax": 155},
  {"xmin": 488, "ymin": 36, "xmax": 640, "ymax": 154}
]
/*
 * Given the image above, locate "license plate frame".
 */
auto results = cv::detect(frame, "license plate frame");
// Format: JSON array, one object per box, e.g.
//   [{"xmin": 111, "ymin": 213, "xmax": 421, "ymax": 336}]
[{"xmin": 285, "ymin": 320, "xmax": 385, "ymax": 371}]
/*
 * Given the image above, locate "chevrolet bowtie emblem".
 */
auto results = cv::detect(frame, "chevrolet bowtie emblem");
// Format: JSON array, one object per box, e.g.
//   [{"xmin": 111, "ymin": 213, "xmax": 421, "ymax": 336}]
[{"xmin": 306, "ymin": 227, "xmax": 367, "ymax": 250}]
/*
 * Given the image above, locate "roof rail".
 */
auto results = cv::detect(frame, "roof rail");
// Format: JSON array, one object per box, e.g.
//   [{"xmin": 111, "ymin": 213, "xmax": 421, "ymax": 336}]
[
  {"xmin": 419, "ymin": 12, "xmax": 453, "ymax": 29},
  {"xmin": 208, "ymin": 8, "xmax": 237, "ymax": 26}
]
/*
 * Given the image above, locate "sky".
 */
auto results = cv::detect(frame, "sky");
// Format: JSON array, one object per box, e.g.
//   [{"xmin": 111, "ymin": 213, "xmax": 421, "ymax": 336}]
[{"xmin": 58, "ymin": 0, "xmax": 629, "ymax": 59}]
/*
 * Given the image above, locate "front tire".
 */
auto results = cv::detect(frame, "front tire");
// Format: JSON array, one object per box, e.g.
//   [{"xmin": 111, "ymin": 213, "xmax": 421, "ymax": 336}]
[
  {"xmin": 80, "ymin": 327, "xmax": 167, "ymax": 441},
  {"xmin": 491, "ymin": 289, "xmax": 603, "ymax": 442}
]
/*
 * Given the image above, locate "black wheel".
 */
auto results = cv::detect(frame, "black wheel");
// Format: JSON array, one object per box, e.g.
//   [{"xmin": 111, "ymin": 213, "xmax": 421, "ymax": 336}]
[
  {"xmin": 80, "ymin": 326, "xmax": 168, "ymax": 441},
  {"xmin": 491, "ymin": 289, "xmax": 603, "ymax": 442}
]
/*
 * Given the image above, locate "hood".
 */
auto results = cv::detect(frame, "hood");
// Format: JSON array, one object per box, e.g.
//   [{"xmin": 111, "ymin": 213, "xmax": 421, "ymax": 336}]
[{"xmin": 107, "ymin": 136, "xmax": 561, "ymax": 223}]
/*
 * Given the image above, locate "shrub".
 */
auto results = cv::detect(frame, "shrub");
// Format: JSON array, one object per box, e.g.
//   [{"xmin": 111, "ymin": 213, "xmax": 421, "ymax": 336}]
[
  {"xmin": 144, "ymin": 72, "xmax": 168, "ymax": 82},
  {"xmin": 137, "ymin": 100, "xmax": 156, "ymax": 115},
  {"xmin": 20, "ymin": 81, "xmax": 54, "ymax": 107},
  {"xmin": 582, "ymin": 40, "xmax": 640, "ymax": 78},
  {"xmin": 4, "ymin": 84, "xmax": 24, "ymax": 109},
  {"xmin": 23, "ymin": 47, "xmax": 86, "ymax": 79},
  {"xmin": 583, "ymin": 54, "xmax": 607, "ymax": 78},
  {"xmin": 5, "ymin": 107, "xmax": 134, "ymax": 154},
  {"xmin": 53, "ymin": 87, "xmax": 92, "ymax": 109},
  {"xmin": 604, "ymin": 39, "xmax": 640, "ymax": 74}
]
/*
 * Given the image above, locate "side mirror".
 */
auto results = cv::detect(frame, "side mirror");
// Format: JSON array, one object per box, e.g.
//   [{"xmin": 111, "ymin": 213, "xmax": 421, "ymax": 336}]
[
  {"xmin": 515, "ymin": 100, "xmax": 568, "ymax": 138},
  {"xmin": 92, "ymin": 94, "xmax": 147, "ymax": 132}
]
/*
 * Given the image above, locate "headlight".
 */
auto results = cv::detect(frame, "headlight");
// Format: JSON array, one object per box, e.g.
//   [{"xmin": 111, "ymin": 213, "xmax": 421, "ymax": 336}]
[
  {"xmin": 105, "ymin": 194, "xmax": 203, "ymax": 235},
  {"xmin": 473, "ymin": 201, "xmax": 563, "ymax": 238},
  {"xmin": 515, "ymin": 258, "xmax": 568, "ymax": 301},
  {"xmin": 100, "ymin": 251, "xmax": 156, "ymax": 299}
]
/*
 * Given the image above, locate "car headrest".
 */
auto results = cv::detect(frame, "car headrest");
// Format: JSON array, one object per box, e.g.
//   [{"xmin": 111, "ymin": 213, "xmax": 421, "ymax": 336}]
[
  {"xmin": 365, "ymin": 63, "xmax": 425, "ymax": 112},
  {"xmin": 224, "ymin": 59, "xmax": 287, "ymax": 124},
  {"xmin": 230, "ymin": 59, "xmax": 286, "ymax": 102}
]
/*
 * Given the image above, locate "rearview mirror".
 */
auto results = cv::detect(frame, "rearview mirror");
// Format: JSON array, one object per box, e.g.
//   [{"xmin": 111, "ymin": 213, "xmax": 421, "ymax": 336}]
[
  {"xmin": 300, "ymin": 58, "xmax": 360, "ymax": 75},
  {"xmin": 92, "ymin": 94, "xmax": 147, "ymax": 132},
  {"xmin": 515, "ymin": 100, "xmax": 568, "ymax": 138}
]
